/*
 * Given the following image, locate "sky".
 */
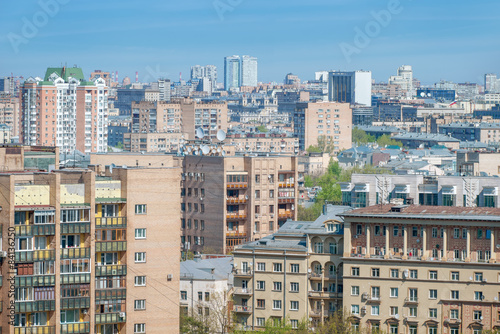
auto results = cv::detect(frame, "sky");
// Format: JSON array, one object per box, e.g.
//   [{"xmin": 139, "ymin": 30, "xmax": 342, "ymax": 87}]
[{"xmin": 0, "ymin": 0, "xmax": 499, "ymax": 85}]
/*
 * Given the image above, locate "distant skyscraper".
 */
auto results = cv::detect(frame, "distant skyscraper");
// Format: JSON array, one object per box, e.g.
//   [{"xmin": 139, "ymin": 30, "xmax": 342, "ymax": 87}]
[
  {"xmin": 241, "ymin": 55, "xmax": 258, "ymax": 87},
  {"xmin": 204, "ymin": 65, "xmax": 217, "ymax": 82},
  {"xmin": 328, "ymin": 70, "xmax": 372, "ymax": 106},
  {"xmin": 224, "ymin": 55, "xmax": 241, "ymax": 90},
  {"xmin": 389, "ymin": 65, "xmax": 414, "ymax": 98},
  {"xmin": 191, "ymin": 65, "xmax": 204, "ymax": 80},
  {"xmin": 485, "ymin": 73, "xmax": 500, "ymax": 93},
  {"xmin": 158, "ymin": 78, "xmax": 171, "ymax": 101}
]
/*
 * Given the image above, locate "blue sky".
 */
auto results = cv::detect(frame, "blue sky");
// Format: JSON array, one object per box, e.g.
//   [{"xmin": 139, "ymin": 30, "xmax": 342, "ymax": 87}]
[{"xmin": 0, "ymin": 0, "xmax": 499, "ymax": 85}]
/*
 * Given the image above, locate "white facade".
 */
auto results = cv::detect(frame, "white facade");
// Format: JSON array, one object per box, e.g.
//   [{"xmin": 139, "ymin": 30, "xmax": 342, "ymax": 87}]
[
  {"xmin": 224, "ymin": 55, "xmax": 241, "ymax": 90},
  {"xmin": 388, "ymin": 65, "xmax": 413, "ymax": 98},
  {"xmin": 158, "ymin": 78, "xmax": 171, "ymax": 101},
  {"xmin": 328, "ymin": 70, "xmax": 372, "ymax": 107},
  {"xmin": 485, "ymin": 73, "xmax": 500, "ymax": 93},
  {"xmin": 241, "ymin": 55, "xmax": 258, "ymax": 87}
]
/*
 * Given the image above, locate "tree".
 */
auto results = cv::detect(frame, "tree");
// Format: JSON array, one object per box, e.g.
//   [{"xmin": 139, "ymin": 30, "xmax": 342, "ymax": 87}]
[
  {"xmin": 304, "ymin": 175, "xmax": 314, "ymax": 188},
  {"xmin": 180, "ymin": 291, "xmax": 232, "ymax": 334},
  {"xmin": 376, "ymin": 134, "xmax": 402, "ymax": 148},
  {"xmin": 115, "ymin": 141, "xmax": 124, "ymax": 149},
  {"xmin": 256, "ymin": 125, "xmax": 268, "ymax": 133},
  {"xmin": 306, "ymin": 145, "xmax": 322, "ymax": 153},
  {"xmin": 352, "ymin": 127, "xmax": 375, "ymax": 144}
]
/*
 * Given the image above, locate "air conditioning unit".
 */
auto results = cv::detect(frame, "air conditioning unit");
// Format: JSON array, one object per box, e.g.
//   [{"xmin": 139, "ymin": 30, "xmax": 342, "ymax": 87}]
[
  {"xmin": 0, "ymin": 250, "xmax": 7, "ymax": 257},
  {"xmin": 483, "ymin": 278, "xmax": 487, "ymax": 283},
  {"xmin": 456, "ymin": 319, "xmax": 461, "ymax": 323},
  {"xmin": 394, "ymin": 314, "xmax": 400, "ymax": 319},
  {"xmin": 119, "ymin": 312, "xmax": 126, "ymax": 319},
  {"xmin": 112, "ymin": 269, "xmax": 117, "ymax": 275},
  {"xmin": 270, "ymin": 214, "xmax": 274, "ymax": 218},
  {"xmin": 167, "ymin": 274, "xmax": 173, "ymax": 281}
]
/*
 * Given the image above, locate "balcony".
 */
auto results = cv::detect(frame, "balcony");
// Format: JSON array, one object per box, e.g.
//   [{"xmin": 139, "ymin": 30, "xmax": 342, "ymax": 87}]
[
  {"xmin": 233, "ymin": 288, "xmax": 252, "ymax": 295},
  {"xmin": 310, "ymin": 309, "xmax": 330, "ymax": 317},
  {"xmin": 95, "ymin": 241, "xmax": 127, "ymax": 252},
  {"xmin": 60, "ymin": 247, "xmax": 91, "ymax": 259},
  {"xmin": 15, "ymin": 225, "xmax": 33, "ymax": 236},
  {"xmin": 226, "ymin": 213, "xmax": 247, "ymax": 220},
  {"xmin": 233, "ymin": 269, "xmax": 253, "ymax": 277},
  {"xmin": 278, "ymin": 182, "xmax": 294, "ymax": 188},
  {"xmin": 308, "ymin": 272, "xmax": 322, "ymax": 280},
  {"xmin": 308, "ymin": 290, "xmax": 339, "ymax": 298},
  {"xmin": 95, "ymin": 217, "xmax": 127, "ymax": 228},
  {"xmin": 233, "ymin": 305, "xmax": 252, "ymax": 313},
  {"xmin": 61, "ymin": 222, "xmax": 90, "ymax": 234},
  {"xmin": 15, "ymin": 251, "xmax": 33, "ymax": 263},
  {"xmin": 226, "ymin": 231, "xmax": 247, "ymax": 238},
  {"xmin": 96, "ymin": 288, "xmax": 126, "ymax": 301},
  {"xmin": 33, "ymin": 224, "xmax": 56, "ymax": 236},
  {"xmin": 61, "ymin": 297, "xmax": 91, "ymax": 310},
  {"xmin": 278, "ymin": 197, "xmax": 295, "ymax": 204},
  {"xmin": 16, "ymin": 275, "xmax": 56, "ymax": 287},
  {"xmin": 34, "ymin": 250, "xmax": 56, "ymax": 261},
  {"xmin": 278, "ymin": 211, "xmax": 293, "ymax": 219},
  {"xmin": 227, "ymin": 182, "xmax": 248, "ymax": 189},
  {"xmin": 95, "ymin": 264, "xmax": 127, "ymax": 277},
  {"xmin": 60, "ymin": 323, "xmax": 90, "ymax": 334},
  {"xmin": 60, "ymin": 273, "xmax": 91, "ymax": 284},
  {"xmin": 95, "ymin": 312, "xmax": 126, "ymax": 324},
  {"xmin": 227, "ymin": 197, "xmax": 247, "ymax": 204},
  {"xmin": 15, "ymin": 299, "xmax": 56, "ymax": 312},
  {"xmin": 404, "ymin": 297, "xmax": 419, "ymax": 305},
  {"xmin": 14, "ymin": 327, "xmax": 56, "ymax": 334}
]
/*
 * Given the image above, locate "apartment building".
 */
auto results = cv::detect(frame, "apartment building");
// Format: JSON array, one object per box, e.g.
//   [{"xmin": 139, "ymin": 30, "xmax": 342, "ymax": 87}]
[
  {"xmin": 0, "ymin": 166, "xmax": 181, "ymax": 334},
  {"xmin": 231, "ymin": 205, "xmax": 349, "ymax": 330},
  {"xmin": 123, "ymin": 132, "xmax": 186, "ymax": 153},
  {"xmin": 0, "ymin": 95, "xmax": 20, "ymax": 138},
  {"xmin": 227, "ymin": 135, "xmax": 299, "ymax": 154},
  {"xmin": 20, "ymin": 67, "xmax": 109, "ymax": 153},
  {"xmin": 457, "ymin": 151, "xmax": 500, "ymax": 177},
  {"xmin": 182, "ymin": 154, "xmax": 298, "ymax": 255},
  {"xmin": 293, "ymin": 102, "xmax": 352, "ymax": 154},
  {"xmin": 341, "ymin": 204, "xmax": 500, "ymax": 334},
  {"xmin": 340, "ymin": 174, "xmax": 500, "ymax": 208}
]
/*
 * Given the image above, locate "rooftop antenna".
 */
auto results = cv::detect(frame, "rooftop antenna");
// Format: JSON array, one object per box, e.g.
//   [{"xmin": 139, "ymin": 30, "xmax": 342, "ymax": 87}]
[
  {"xmin": 195, "ymin": 128, "xmax": 205, "ymax": 139},
  {"xmin": 217, "ymin": 129, "xmax": 226, "ymax": 142}
]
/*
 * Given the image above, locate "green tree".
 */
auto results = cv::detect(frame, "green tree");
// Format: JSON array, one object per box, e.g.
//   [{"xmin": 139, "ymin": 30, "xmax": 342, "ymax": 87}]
[
  {"xmin": 256, "ymin": 125, "xmax": 268, "ymax": 132},
  {"xmin": 306, "ymin": 145, "xmax": 322, "ymax": 153},
  {"xmin": 376, "ymin": 134, "xmax": 402, "ymax": 148},
  {"xmin": 352, "ymin": 127, "xmax": 375, "ymax": 144},
  {"xmin": 115, "ymin": 141, "xmax": 124, "ymax": 149},
  {"xmin": 304, "ymin": 175, "xmax": 314, "ymax": 188}
]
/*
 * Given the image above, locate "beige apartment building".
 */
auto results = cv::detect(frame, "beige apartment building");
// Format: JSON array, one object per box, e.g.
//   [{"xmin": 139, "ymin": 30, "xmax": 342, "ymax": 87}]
[
  {"xmin": 293, "ymin": 102, "xmax": 352, "ymax": 154},
  {"xmin": 227, "ymin": 135, "xmax": 299, "ymax": 154},
  {"xmin": 123, "ymin": 132, "xmax": 186, "ymax": 152},
  {"xmin": 0, "ymin": 166, "xmax": 181, "ymax": 334},
  {"xmin": 0, "ymin": 95, "xmax": 20, "ymax": 138},
  {"xmin": 182, "ymin": 154, "xmax": 298, "ymax": 254},
  {"xmin": 341, "ymin": 204, "xmax": 500, "ymax": 334},
  {"xmin": 231, "ymin": 205, "xmax": 348, "ymax": 330}
]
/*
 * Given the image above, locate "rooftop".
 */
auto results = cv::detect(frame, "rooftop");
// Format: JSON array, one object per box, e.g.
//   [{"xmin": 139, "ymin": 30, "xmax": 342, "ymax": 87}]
[
  {"xmin": 392, "ymin": 132, "xmax": 460, "ymax": 142},
  {"xmin": 180, "ymin": 257, "xmax": 233, "ymax": 281}
]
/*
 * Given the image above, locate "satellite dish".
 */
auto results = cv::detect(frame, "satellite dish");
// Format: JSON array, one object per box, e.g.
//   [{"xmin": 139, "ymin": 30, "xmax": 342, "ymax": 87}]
[
  {"xmin": 222, "ymin": 150, "xmax": 226, "ymax": 156},
  {"xmin": 201, "ymin": 145, "xmax": 210, "ymax": 155},
  {"xmin": 109, "ymin": 163, "xmax": 115, "ymax": 174},
  {"xmin": 420, "ymin": 92, "xmax": 425, "ymax": 97},
  {"xmin": 193, "ymin": 150, "xmax": 198, "ymax": 156},
  {"xmin": 217, "ymin": 130, "xmax": 226, "ymax": 141},
  {"xmin": 427, "ymin": 93, "xmax": 432, "ymax": 97},
  {"xmin": 217, "ymin": 147, "xmax": 222, "ymax": 153},
  {"xmin": 187, "ymin": 146, "xmax": 192, "ymax": 153},
  {"xmin": 195, "ymin": 128, "xmax": 205, "ymax": 139}
]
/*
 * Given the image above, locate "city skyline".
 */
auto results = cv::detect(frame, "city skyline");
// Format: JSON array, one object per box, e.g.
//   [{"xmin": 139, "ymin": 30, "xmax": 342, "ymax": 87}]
[{"xmin": 0, "ymin": 0, "xmax": 499, "ymax": 84}]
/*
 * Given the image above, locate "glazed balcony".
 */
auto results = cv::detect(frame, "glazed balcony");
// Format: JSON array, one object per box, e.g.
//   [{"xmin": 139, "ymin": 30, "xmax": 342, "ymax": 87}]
[
  {"xmin": 61, "ymin": 222, "xmax": 91, "ymax": 234},
  {"xmin": 60, "ymin": 247, "xmax": 91, "ymax": 259},
  {"xmin": 95, "ymin": 217, "xmax": 127, "ymax": 229},
  {"xmin": 14, "ymin": 326, "xmax": 56, "ymax": 334},
  {"xmin": 61, "ymin": 297, "xmax": 91, "ymax": 310},
  {"xmin": 95, "ymin": 289, "xmax": 127, "ymax": 301},
  {"xmin": 278, "ymin": 210, "xmax": 293, "ymax": 219},
  {"xmin": 95, "ymin": 241, "xmax": 127, "ymax": 252},
  {"xmin": 60, "ymin": 273, "xmax": 91, "ymax": 285},
  {"xmin": 60, "ymin": 322, "xmax": 90, "ymax": 334},
  {"xmin": 15, "ymin": 299, "xmax": 56, "ymax": 313},
  {"xmin": 95, "ymin": 264, "xmax": 127, "ymax": 277},
  {"xmin": 16, "ymin": 275, "xmax": 56, "ymax": 287},
  {"xmin": 233, "ymin": 305, "xmax": 252, "ymax": 313},
  {"xmin": 95, "ymin": 312, "xmax": 126, "ymax": 324},
  {"xmin": 226, "ymin": 212, "xmax": 247, "ymax": 220}
]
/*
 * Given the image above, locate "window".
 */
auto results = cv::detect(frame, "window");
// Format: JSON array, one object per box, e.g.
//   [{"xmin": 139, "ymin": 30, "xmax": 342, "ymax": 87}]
[
  {"xmin": 135, "ymin": 228, "xmax": 146, "ymax": 239},
  {"xmin": 429, "ymin": 308, "xmax": 437, "ymax": 318},
  {"xmin": 351, "ymin": 305, "xmax": 360, "ymax": 315},
  {"xmin": 410, "ymin": 269, "xmax": 418, "ymax": 279},
  {"xmin": 351, "ymin": 286, "xmax": 359, "ymax": 296},
  {"xmin": 390, "ymin": 325, "xmax": 398, "ymax": 334},
  {"xmin": 412, "ymin": 226, "xmax": 418, "ymax": 237},
  {"xmin": 135, "ymin": 204, "xmax": 147, "ymax": 214},
  {"xmin": 409, "ymin": 288, "xmax": 418, "ymax": 302},
  {"xmin": 135, "ymin": 252, "xmax": 146, "ymax": 263},
  {"xmin": 454, "ymin": 228, "xmax": 460, "ymax": 239},
  {"xmin": 371, "ymin": 286, "xmax": 380, "ymax": 298},
  {"xmin": 198, "ymin": 292, "xmax": 203, "ymax": 301},
  {"xmin": 393, "ymin": 226, "xmax": 399, "ymax": 236},
  {"xmin": 463, "ymin": 228, "xmax": 467, "ymax": 239},
  {"xmin": 255, "ymin": 190, "xmax": 260, "ymax": 199},
  {"xmin": 371, "ymin": 268, "xmax": 380, "ymax": 277},
  {"xmin": 134, "ymin": 276, "xmax": 146, "ymax": 286},
  {"xmin": 257, "ymin": 300, "xmax": 265, "ymax": 309},
  {"xmin": 429, "ymin": 271, "xmax": 437, "ymax": 280},
  {"xmin": 314, "ymin": 241, "xmax": 324, "ymax": 253},
  {"xmin": 290, "ymin": 301, "xmax": 299, "ymax": 311},
  {"xmin": 356, "ymin": 224, "xmax": 362, "ymax": 235},
  {"xmin": 390, "ymin": 288, "xmax": 398, "ymax": 298},
  {"xmin": 371, "ymin": 305, "xmax": 379, "ymax": 316},
  {"xmin": 256, "ymin": 317, "xmax": 265, "ymax": 326},
  {"xmin": 201, "ymin": 220, "xmax": 205, "ymax": 230},
  {"xmin": 290, "ymin": 264, "xmax": 299, "ymax": 273},
  {"xmin": 257, "ymin": 263, "xmax": 266, "ymax": 271},
  {"xmin": 429, "ymin": 289, "xmax": 437, "ymax": 299},
  {"xmin": 134, "ymin": 324, "xmax": 145, "ymax": 333},
  {"xmin": 181, "ymin": 291, "xmax": 187, "ymax": 300},
  {"xmin": 134, "ymin": 300, "xmax": 146, "ymax": 310},
  {"xmin": 451, "ymin": 290, "xmax": 459, "ymax": 299},
  {"xmin": 474, "ymin": 272, "xmax": 483, "ymax": 282},
  {"xmin": 409, "ymin": 307, "xmax": 417, "ymax": 317},
  {"xmin": 451, "ymin": 272, "xmax": 459, "ymax": 281},
  {"xmin": 474, "ymin": 310, "xmax": 482, "ymax": 320},
  {"xmin": 450, "ymin": 309, "xmax": 459, "ymax": 319},
  {"xmin": 290, "ymin": 282, "xmax": 299, "ymax": 292},
  {"xmin": 269, "ymin": 190, "xmax": 274, "ymax": 198},
  {"xmin": 391, "ymin": 269, "xmax": 399, "ymax": 278},
  {"xmin": 61, "ymin": 310, "xmax": 80, "ymax": 324},
  {"xmin": 352, "ymin": 267, "xmax": 360, "ymax": 276},
  {"xmin": 273, "ymin": 263, "xmax": 282, "ymax": 272},
  {"xmin": 273, "ymin": 282, "xmax": 282, "ymax": 291},
  {"xmin": 291, "ymin": 320, "xmax": 298, "ymax": 329},
  {"xmin": 428, "ymin": 327, "xmax": 437, "ymax": 334},
  {"xmin": 477, "ymin": 229, "xmax": 483, "ymax": 239},
  {"xmin": 256, "ymin": 281, "xmax": 265, "ymax": 290},
  {"xmin": 390, "ymin": 306, "xmax": 399, "ymax": 316},
  {"xmin": 475, "ymin": 291, "xmax": 484, "ymax": 301},
  {"xmin": 273, "ymin": 300, "xmax": 282, "ymax": 310},
  {"xmin": 409, "ymin": 326, "xmax": 417, "ymax": 334},
  {"xmin": 432, "ymin": 227, "xmax": 438, "ymax": 238}
]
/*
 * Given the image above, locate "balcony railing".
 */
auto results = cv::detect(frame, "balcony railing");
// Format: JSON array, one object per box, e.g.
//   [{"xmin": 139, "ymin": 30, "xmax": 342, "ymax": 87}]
[
  {"xmin": 95, "ymin": 241, "xmax": 127, "ymax": 252},
  {"xmin": 33, "ymin": 224, "xmax": 56, "ymax": 236},
  {"xmin": 14, "ymin": 326, "xmax": 56, "ymax": 334},
  {"xmin": 278, "ymin": 182, "xmax": 295, "ymax": 188},
  {"xmin": 60, "ymin": 323, "xmax": 90, "ymax": 334},
  {"xmin": 310, "ymin": 309, "xmax": 330, "ymax": 317},
  {"xmin": 226, "ymin": 213, "xmax": 247, "ymax": 220},
  {"xmin": 61, "ymin": 222, "xmax": 91, "ymax": 234},
  {"xmin": 34, "ymin": 250, "xmax": 56, "ymax": 261},
  {"xmin": 226, "ymin": 231, "xmax": 247, "ymax": 238},
  {"xmin": 233, "ymin": 269, "xmax": 253, "ymax": 277},
  {"xmin": 15, "ymin": 300, "xmax": 56, "ymax": 313},
  {"xmin": 95, "ymin": 265, "xmax": 127, "ymax": 277},
  {"xmin": 404, "ymin": 297, "xmax": 419, "ymax": 304},
  {"xmin": 61, "ymin": 297, "xmax": 91, "ymax": 309},
  {"xmin": 95, "ymin": 312, "xmax": 126, "ymax": 324},
  {"xmin": 233, "ymin": 305, "xmax": 252, "ymax": 313},
  {"xmin": 227, "ymin": 197, "xmax": 247, "ymax": 204},
  {"xmin": 233, "ymin": 288, "xmax": 253, "ymax": 295},
  {"xmin": 60, "ymin": 247, "xmax": 91, "ymax": 259},
  {"xmin": 95, "ymin": 217, "xmax": 127, "ymax": 228},
  {"xmin": 308, "ymin": 290, "xmax": 339, "ymax": 298},
  {"xmin": 278, "ymin": 211, "xmax": 293, "ymax": 219},
  {"xmin": 96, "ymin": 288, "xmax": 126, "ymax": 300},
  {"xmin": 227, "ymin": 182, "xmax": 248, "ymax": 189},
  {"xmin": 278, "ymin": 198, "xmax": 295, "ymax": 204}
]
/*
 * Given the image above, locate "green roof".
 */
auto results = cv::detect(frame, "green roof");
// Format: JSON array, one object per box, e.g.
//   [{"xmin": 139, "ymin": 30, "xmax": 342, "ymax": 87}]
[{"xmin": 44, "ymin": 67, "xmax": 85, "ymax": 82}]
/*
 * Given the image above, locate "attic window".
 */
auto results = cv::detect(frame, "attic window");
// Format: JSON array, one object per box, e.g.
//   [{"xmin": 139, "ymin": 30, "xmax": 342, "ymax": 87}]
[
  {"xmin": 327, "ymin": 224, "xmax": 335, "ymax": 232},
  {"xmin": 390, "ymin": 205, "xmax": 407, "ymax": 213},
  {"xmin": 295, "ymin": 224, "xmax": 303, "ymax": 229}
]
